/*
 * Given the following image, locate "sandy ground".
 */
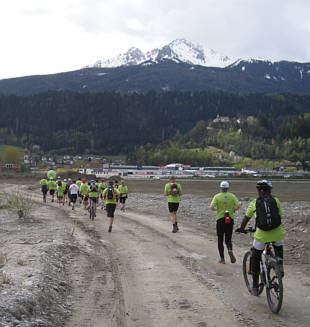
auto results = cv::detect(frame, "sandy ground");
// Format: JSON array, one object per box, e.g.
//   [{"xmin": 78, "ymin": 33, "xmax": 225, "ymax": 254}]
[{"xmin": 0, "ymin": 179, "xmax": 309, "ymax": 327}]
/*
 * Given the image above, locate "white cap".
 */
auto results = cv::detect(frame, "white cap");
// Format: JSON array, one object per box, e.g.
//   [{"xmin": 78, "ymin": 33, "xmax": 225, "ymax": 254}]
[{"xmin": 220, "ymin": 181, "xmax": 229, "ymax": 189}]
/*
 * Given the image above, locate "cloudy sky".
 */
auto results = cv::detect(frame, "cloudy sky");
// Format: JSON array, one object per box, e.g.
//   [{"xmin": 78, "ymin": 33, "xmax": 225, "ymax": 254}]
[{"xmin": 0, "ymin": 0, "xmax": 309, "ymax": 79}]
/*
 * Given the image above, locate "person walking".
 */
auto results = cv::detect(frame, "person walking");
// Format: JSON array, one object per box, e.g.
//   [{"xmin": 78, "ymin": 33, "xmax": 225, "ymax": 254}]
[
  {"xmin": 40, "ymin": 177, "xmax": 48, "ymax": 202},
  {"xmin": 118, "ymin": 180, "xmax": 128, "ymax": 211},
  {"xmin": 69, "ymin": 180, "xmax": 79, "ymax": 210},
  {"xmin": 210, "ymin": 181, "xmax": 240, "ymax": 264},
  {"xmin": 47, "ymin": 178, "xmax": 56, "ymax": 202},
  {"xmin": 235, "ymin": 180, "xmax": 285, "ymax": 296},
  {"xmin": 103, "ymin": 181, "xmax": 120, "ymax": 232},
  {"xmin": 164, "ymin": 176, "xmax": 182, "ymax": 233}
]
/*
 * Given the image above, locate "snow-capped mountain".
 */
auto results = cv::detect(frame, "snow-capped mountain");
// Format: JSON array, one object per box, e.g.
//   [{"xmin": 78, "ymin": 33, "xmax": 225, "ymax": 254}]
[{"xmin": 94, "ymin": 39, "xmax": 234, "ymax": 68}]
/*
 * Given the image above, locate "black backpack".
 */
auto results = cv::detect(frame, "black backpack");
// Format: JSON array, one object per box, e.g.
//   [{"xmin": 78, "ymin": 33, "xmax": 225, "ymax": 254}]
[
  {"xmin": 107, "ymin": 186, "xmax": 114, "ymax": 200},
  {"xmin": 255, "ymin": 195, "xmax": 281, "ymax": 231}
]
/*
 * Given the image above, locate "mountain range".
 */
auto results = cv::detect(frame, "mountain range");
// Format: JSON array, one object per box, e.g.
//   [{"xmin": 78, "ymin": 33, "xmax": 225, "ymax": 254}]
[{"xmin": 0, "ymin": 39, "xmax": 309, "ymax": 95}]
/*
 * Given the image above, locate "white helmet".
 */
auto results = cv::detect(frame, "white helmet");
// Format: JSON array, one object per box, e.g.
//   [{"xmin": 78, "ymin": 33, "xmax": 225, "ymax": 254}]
[{"xmin": 220, "ymin": 181, "xmax": 229, "ymax": 189}]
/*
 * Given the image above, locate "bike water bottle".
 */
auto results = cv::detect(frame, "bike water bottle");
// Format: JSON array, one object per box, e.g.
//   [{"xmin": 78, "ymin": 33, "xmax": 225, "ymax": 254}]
[{"xmin": 224, "ymin": 210, "xmax": 231, "ymax": 224}]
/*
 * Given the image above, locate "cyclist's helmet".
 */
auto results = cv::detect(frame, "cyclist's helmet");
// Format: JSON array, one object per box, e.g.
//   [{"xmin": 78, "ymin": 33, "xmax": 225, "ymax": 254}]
[
  {"xmin": 64, "ymin": 179, "xmax": 67, "ymax": 182},
  {"xmin": 256, "ymin": 180, "xmax": 272, "ymax": 190},
  {"xmin": 220, "ymin": 181, "xmax": 229, "ymax": 189},
  {"xmin": 101, "ymin": 179, "xmax": 105, "ymax": 182},
  {"xmin": 82, "ymin": 178, "xmax": 86, "ymax": 182}
]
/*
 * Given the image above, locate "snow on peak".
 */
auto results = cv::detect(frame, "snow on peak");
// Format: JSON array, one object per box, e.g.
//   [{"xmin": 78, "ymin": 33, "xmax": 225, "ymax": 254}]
[{"xmin": 94, "ymin": 39, "xmax": 235, "ymax": 68}]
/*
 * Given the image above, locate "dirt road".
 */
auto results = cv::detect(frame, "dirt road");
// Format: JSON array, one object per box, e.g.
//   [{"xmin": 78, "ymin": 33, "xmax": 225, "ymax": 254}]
[
  {"xmin": 64, "ymin": 208, "xmax": 310, "ymax": 327},
  {"xmin": 1, "ymin": 183, "xmax": 310, "ymax": 327}
]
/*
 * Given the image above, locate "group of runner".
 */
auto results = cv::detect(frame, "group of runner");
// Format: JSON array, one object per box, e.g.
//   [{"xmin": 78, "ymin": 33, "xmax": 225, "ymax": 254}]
[{"xmin": 39, "ymin": 176, "xmax": 129, "ymax": 232}]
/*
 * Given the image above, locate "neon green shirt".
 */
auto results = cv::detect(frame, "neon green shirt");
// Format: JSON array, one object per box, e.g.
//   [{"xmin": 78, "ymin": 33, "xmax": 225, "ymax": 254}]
[
  {"xmin": 89, "ymin": 186, "xmax": 99, "ymax": 198},
  {"xmin": 40, "ymin": 179, "xmax": 48, "ymax": 186},
  {"xmin": 118, "ymin": 185, "xmax": 128, "ymax": 197},
  {"xmin": 57, "ymin": 185, "xmax": 64, "ymax": 197},
  {"xmin": 210, "ymin": 192, "xmax": 239, "ymax": 220},
  {"xmin": 80, "ymin": 183, "xmax": 90, "ymax": 196},
  {"xmin": 76, "ymin": 180, "xmax": 82, "ymax": 188},
  {"xmin": 62, "ymin": 181, "xmax": 67, "ymax": 192},
  {"xmin": 103, "ymin": 187, "xmax": 119, "ymax": 204},
  {"xmin": 48, "ymin": 180, "xmax": 56, "ymax": 190},
  {"xmin": 246, "ymin": 198, "xmax": 286, "ymax": 243},
  {"xmin": 164, "ymin": 183, "xmax": 182, "ymax": 203}
]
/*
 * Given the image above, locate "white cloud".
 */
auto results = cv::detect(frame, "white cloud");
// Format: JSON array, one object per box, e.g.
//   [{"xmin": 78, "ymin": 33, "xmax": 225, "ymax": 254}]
[{"xmin": 0, "ymin": 0, "xmax": 309, "ymax": 79}]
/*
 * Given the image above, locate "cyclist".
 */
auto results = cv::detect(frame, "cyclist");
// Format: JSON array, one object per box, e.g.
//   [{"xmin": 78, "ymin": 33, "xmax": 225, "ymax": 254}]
[
  {"xmin": 47, "ymin": 178, "xmax": 56, "ymax": 202},
  {"xmin": 57, "ymin": 180, "xmax": 64, "ymax": 206},
  {"xmin": 99, "ymin": 179, "xmax": 106, "ymax": 209},
  {"xmin": 69, "ymin": 180, "xmax": 79, "ymax": 210},
  {"xmin": 235, "ymin": 180, "xmax": 285, "ymax": 296},
  {"xmin": 88, "ymin": 180, "xmax": 99, "ymax": 217},
  {"xmin": 40, "ymin": 177, "xmax": 48, "ymax": 202},
  {"xmin": 210, "ymin": 181, "xmax": 240, "ymax": 264},
  {"xmin": 164, "ymin": 176, "xmax": 182, "ymax": 233},
  {"xmin": 79, "ymin": 179, "xmax": 90, "ymax": 210},
  {"xmin": 103, "ymin": 181, "xmax": 120, "ymax": 232},
  {"xmin": 118, "ymin": 180, "xmax": 128, "ymax": 211}
]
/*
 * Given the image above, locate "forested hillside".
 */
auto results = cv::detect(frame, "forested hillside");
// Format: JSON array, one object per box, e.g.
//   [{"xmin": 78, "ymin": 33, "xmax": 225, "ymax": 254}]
[
  {"xmin": 127, "ymin": 113, "xmax": 310, "ymax": 168},
  {"xmin": 0, "ymin": 90, "xmax": 309, "ymax": 157}
]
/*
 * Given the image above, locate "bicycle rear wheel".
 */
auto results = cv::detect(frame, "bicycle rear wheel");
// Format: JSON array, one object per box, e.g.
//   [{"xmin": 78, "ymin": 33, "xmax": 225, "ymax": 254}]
[
  {"xmin": 243, "ymin": 251, "xmax": 264, "ymax": 295},
  {"xmin": 266, "ymin": 261, "xmax": 283, "ymax": 313}
]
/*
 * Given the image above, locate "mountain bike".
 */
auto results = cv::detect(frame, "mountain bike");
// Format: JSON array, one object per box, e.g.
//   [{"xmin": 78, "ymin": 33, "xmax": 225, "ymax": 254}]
[
  {"xmin": 89, "ymin": 199, "xmax": 95, "ymax": 221},
  {"xmin": 239, "ymin": 227, "xmax": 283, "ymax": 313}
]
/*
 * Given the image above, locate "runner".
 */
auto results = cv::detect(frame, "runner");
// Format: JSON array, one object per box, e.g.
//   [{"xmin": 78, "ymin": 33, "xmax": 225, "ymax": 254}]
[
  {"xmin": 47, "ymin": 178, "xmax": 56, "ymax": 202},
  {"xmin": 69, "ymin": 180, "xmax": 79, "ymax": 210},
  {"xmin": 88, "ymin": 181, "xmax": 99, "ymax": 217},
  {"xmin": 79, "ymin": 179, "xmax": 90, "ymax": 210},
  {"xmin": 40, "ymin": 177, "xmax": 48, "ymax": 203},
  {"xmin": 164, "ymin": 176, "xmax": 182, "ymax": 233},
  {"xmin": 57, "ymin": 180, "xmax": 64, "ymax": 206},
  {"xmin": 76, "ymin": 178, "xmax": 82, "ymax": 203},
  {"xmin": 67, "ymin": 178, "xmax": 72, "ymax": 206},
  {"xmin": 210, "ymin": 181, "xmax": 240, "ymax": 264},
  {"xmin": 118, "ymin": 180, "xmax": 129, "ymax": 211},
  {"xmin": 103, "ymin": 181, "xmax": 120, "ymax": 232},
  {"xmin": 62, "ymin": 179, "xmax": 68, "ymax": 202}
]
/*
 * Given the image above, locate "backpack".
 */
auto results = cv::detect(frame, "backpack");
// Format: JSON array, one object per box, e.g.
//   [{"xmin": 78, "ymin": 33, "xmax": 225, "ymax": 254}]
[
  {"xmin": 170, "ymin": 183, "xmax": 179, "ymax": 196},
  {"xmin": 107, "ymin": 186, "xmax": 114, "ymax": 200},
  {"xmin": 90, "ymin": 184, "xmax": 98, "ymax": 193},
  {"xmin": 255, "ymin": 195, "xmax": 281, "ymax": 231}
]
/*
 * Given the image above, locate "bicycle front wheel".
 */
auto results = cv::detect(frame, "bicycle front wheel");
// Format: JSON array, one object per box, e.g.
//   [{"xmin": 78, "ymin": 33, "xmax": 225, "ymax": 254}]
[
  {"xmin": 266, "ymin": 261, "xmax": 283, "ymax": 313},
  {"xmin": 243, "ymin": 251, "xmax": 264, "ymax": 295}
]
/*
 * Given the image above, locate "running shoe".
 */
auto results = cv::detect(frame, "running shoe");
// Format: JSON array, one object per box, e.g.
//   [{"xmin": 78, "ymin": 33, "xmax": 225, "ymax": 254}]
[
  {"xmin": 250, "ymin": 288, "xmax": 259, "ymax": 296},
  {"xmin": 228, "ymin": 250, "xmax": 236, "ymax": 263},
  {"xmin": 108, "ymin": 225, "xmax": 112, "ymax": 233},
  {"xmin": 218, "ymin": 258, "xmax": 226, "ymax": 264}
]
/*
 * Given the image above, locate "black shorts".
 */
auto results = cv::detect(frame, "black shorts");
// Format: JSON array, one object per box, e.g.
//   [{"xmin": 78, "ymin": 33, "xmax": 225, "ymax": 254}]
[
  {"xmin": 106, "ymin": 203, "xmax": 116, "ymax": 218},
  {"xmin": 63, "ymin": 190, "xmax": 68, "ymax": 195},
  {"xmin": 83, "ymin": 195, "xmax": 89, "ymax": 202},
  {"xmin": 119, "ymin": 197, "xmax": 127, "ymax": 204},
  {"xmin": 90, "ymin": 197, "xmax": 98, "ymax": 203},
  {"xmin": 71, "ymin": 194, "xmax": 77, "ymax": 203},
  {"xmin": 57, "ymin": 195, "xmax": 63, "ymax": 199},
  {"xmin": 41, "ymin": 186, "xmax": 48, "ymax": 194},
  {"xmin": 168, "ymin": 202, "xmax": 179, "ymax": 213},
  {"xmin": 49, "ymin": 190, "xmax": 55, "ymax": 195}
]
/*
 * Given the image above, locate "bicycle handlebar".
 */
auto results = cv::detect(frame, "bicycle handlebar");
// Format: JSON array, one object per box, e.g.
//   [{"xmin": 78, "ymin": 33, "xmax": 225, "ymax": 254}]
[{"xmin": 235, "ymin": 227, "xmax": 256, "ymax": 234}]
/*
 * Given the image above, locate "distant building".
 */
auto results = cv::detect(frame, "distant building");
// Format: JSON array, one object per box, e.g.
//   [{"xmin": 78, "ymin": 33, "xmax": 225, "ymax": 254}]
[{"xmin": 213, "ymin": 114, "xmax": 230, "ymax": 123}]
